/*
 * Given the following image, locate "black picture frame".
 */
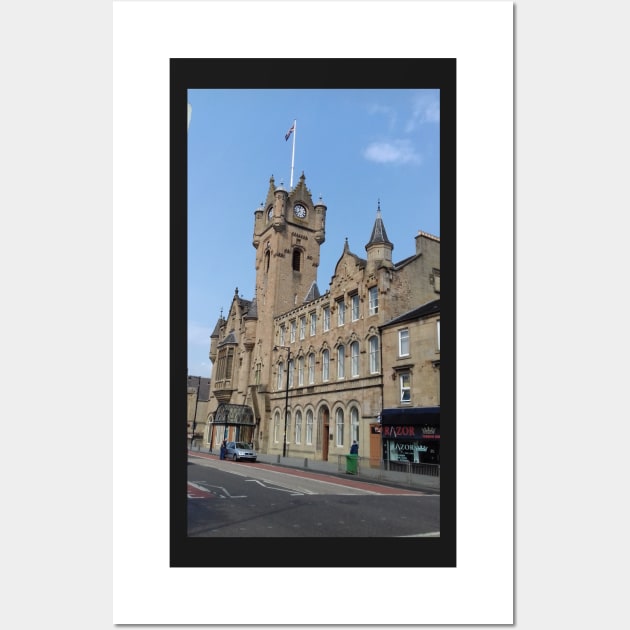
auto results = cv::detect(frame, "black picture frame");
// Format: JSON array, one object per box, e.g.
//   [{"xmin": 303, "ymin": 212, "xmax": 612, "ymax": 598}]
[{"xmin": 170, "ymin": 58, "xmax": 456, "ymax": 568}]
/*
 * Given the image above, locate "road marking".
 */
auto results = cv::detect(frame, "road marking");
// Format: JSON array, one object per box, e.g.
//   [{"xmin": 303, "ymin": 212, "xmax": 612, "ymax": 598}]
[
  {"xmin": 399, "ymin": 531, "xmax": 441, "ymax": 537},
  {"xmin": 245, "ymin": 479, "xmax": 306, "ymax": 496}
]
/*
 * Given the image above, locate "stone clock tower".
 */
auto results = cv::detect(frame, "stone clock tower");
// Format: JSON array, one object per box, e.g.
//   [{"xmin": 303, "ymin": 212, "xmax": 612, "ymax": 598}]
[{"xmin": 252, "ymin": 173, "xmax": 326, "ymax": 322}]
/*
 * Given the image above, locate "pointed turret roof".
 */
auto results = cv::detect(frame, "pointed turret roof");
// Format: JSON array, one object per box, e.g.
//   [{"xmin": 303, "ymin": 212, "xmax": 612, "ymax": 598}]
[
  {"xmin": 366, "ymin": 201, "xmax": 393, "ymax": 249},
  {"xmin": 304, "ymin": 281, "xmax": 321, "ymax": 303}
]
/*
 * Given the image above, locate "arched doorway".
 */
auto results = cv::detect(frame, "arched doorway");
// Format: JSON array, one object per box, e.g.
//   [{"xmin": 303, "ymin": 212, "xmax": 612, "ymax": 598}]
[{"xmin": 318, "ymin": 405, "xmax": 330, "ymax": 461}]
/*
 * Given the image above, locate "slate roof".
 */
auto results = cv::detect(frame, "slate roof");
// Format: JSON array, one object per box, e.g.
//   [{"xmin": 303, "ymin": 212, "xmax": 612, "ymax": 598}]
[
  {"xmin": 381, "ymin": 299, "xmax": 440, "ymax": 328},
  {"xmin": 187, "ymin": 375, "xmax": 211, "ymax": 401}
]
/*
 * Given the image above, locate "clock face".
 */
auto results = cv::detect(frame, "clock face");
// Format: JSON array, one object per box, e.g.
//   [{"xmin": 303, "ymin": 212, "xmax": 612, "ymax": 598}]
[
  {"xmin": 293, "ymin": 204, "xmax": 307, "ymax": 219},
  {"xmin": 267, "ymin": 206, "xmax": 273, "ymax": 221}
]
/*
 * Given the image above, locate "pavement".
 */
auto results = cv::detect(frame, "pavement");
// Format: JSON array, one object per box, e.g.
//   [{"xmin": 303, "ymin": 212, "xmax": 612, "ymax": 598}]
[{"xmin": 187, "ymin": 444, "xmax": 440, "ymax": 493}]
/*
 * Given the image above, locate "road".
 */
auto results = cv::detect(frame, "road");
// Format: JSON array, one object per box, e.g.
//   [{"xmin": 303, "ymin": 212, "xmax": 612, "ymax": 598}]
[{"xmin": 187, "ymin": 454, "xmax": 440, "ymax": 537}]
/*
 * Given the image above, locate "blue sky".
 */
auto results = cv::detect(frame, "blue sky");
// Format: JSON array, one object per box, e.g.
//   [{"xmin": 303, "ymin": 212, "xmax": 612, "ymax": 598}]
[{"xmin": 187, "ymin": 89, "xmax": 441, "ymax": 378}]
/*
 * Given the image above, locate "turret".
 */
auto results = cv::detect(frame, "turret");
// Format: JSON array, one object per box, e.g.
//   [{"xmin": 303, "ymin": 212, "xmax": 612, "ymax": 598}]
[{"xmin": 365, "ymin": 201, "xmax": 394, "ymax": 269}]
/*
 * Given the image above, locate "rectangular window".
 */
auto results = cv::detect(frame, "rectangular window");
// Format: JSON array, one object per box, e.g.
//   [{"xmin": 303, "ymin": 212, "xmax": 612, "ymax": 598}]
[
  {"xmin": 368, "ymin": 286, "xmax": 378, "ymax": 315},
  {"xmin": 399, "ymin": 328, "xmax": 410, "ymax": 357},
  {"xmin": 298, "ymin": 356, "xmax": 304, "ymax": 386},
  {"xmin": 322, "ymin": 350, "xmax": 329, "ymax": 381},
  {"xmin": 310, "ymin": 312, "xmax": 316, "ymax": 336},
  {"xmin": 299, "ymin": 316, "xmax": 306, "ymax": 340},
  {"xmin": 351, "ymin": 293, "xmax": 360, "ymax": 321},
  {"xmin": 337, "ymin": 300, "xmax": 345, "ymax": 326},
  {"xmin": 279, "ymin": 325, "xmax": 286, "ymax": 346},
  {"xmin": 400, "ymin": 373, "xmax": 411, "ymax": 402},
  {"xmin": 224, "ymin": 348, "xmax": 234, "ymax": 380},
  {"xmin": 290, "ymin": 320, "xmax": 296, "ymax": 343},
  {"xmin": 323, "ymin": 306, "xmax": 330, "ymax": 332}
]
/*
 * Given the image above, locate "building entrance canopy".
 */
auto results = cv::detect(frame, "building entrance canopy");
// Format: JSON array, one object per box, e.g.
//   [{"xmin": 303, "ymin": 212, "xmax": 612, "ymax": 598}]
[{"xmin": 212, "ymin": 403, "xmax": 255, "ymax": 426}]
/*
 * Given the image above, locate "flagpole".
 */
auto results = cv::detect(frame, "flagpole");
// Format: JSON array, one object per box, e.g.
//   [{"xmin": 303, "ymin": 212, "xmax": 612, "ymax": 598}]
[{"xmin": 290, "ymin": 119, "xmax": 296, "ymax": 188}]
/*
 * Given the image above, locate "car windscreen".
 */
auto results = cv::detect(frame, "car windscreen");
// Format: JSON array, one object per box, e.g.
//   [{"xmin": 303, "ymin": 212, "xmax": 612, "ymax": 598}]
[{"xmin": 235, "ymin": 442, "xmax": 251, "ymax": 449}]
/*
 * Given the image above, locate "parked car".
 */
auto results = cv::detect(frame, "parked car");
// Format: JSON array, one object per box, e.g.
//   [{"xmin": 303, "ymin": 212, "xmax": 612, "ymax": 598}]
[{"xmin": 225, "ymin": 441, "xmax": 257, "ymax": 462}]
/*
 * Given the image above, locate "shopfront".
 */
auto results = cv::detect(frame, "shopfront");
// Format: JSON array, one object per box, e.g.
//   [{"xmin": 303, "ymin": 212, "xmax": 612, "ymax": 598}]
[{"xmin": 380, "ymin": 407, "xmax": 440, "ymax": 465}]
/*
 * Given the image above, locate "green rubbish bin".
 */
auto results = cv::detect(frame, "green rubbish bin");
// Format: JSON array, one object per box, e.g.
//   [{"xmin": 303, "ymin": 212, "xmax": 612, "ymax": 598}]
[{"xmin": 345, "ymin": 454, "xmax": 359, "ymax": 474}]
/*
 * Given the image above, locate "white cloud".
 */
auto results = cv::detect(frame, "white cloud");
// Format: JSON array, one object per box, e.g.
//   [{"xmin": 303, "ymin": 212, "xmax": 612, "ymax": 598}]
[
  {"xmin": 363, "ymin": 139, "xmax": 421, "ymax": 164},
  {"xmin": 405, "ymin": 93, "xmax": 440, "ymax": 132}
]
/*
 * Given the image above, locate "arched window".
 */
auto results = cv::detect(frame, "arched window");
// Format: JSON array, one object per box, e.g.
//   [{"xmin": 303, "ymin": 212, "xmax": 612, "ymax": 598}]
[
  {"xmin": 265, "ymin": 249, "xmax": 270, "ymax": 273},
  {"xmin": 350, "ymin": 341, "xmax": 359, "ymax": 377},
  {"xmin": 277, "ymin": 361, "xmax": 284, "ymax": 390},
  {"xmin": 273, "ymin": 411, "xmax": 280, "ymax": 443},
  {"xmin": 369, "ymin": 336, "xmax": 379, "ymax": 373},
  {"xmin": 351, "ymin": 406, "xmax": 360, "ymax": 443},
  {"xmin": 306, "ymin": 409, "xmax": 314, "ymax": 444},
  {"xmin": 295, "ymin": 410, "xmax": 302, "ymax": 444},
  {"xmin": 322, "ymin": 349, "xmax": 330, "ymax": 381},
  {"xmin": 292, "ymin": 248, "xmax": 301, "ymax": 271},
  {"xmin": 337, "ymin": 345, "xmax": 345, "ymax": 379},
  {"xmin": 335, "ymin": 408, "xmax": 345, "ymax": 446},
  {"xmin": 288, "ymin": 359, "xmax": 294, "ymax": 388}
]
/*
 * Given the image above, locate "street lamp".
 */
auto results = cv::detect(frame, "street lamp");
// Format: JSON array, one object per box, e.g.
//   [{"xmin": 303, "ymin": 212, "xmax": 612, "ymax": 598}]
[
  {"xmin": 274, "ymin": 345, "xmax": 291, "ymax": 457},
  {"xmin": 190, "ymin": 377, "xmax": 199, "ymax": 450}
]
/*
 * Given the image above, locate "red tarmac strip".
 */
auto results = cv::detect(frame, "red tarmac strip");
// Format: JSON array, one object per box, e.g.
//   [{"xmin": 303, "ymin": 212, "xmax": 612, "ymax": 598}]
[{"xmin": 188, "ymin": 451, "xmax": 425, "ymax": 496}]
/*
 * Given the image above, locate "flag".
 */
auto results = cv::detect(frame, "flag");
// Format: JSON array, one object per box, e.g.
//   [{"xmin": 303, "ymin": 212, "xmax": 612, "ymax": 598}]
[{"xmin": 285, "ymin": 122, "xmax": 295, "ymax": 141}]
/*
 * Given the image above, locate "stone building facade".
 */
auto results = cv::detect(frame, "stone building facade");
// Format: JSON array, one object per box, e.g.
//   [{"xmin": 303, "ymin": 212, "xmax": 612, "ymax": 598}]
[
  {"xmin": 187, "ymin": 375, "xmax": 210, "ymax": 445},
  {"xmin": 379, "ymin": 300, "xmax": 441, "ymax": 466},
  {"xmin": 204, "ymin": 173, "xmax": 440, "ymax": 463}
]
